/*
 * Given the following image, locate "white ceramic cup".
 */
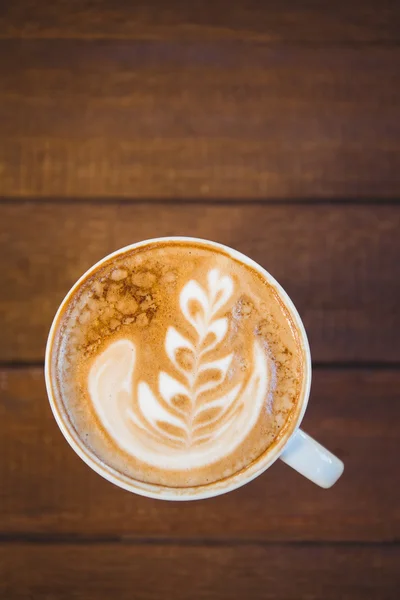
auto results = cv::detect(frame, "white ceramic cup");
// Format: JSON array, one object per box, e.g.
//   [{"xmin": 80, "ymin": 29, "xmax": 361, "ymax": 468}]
[{"xmin": 45, "ymin": 237, "xmax": 344, "ymax": 500}]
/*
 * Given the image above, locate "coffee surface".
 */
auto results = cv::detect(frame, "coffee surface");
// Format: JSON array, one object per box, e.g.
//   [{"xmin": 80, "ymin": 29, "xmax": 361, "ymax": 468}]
[{"xmin": 50, "ymin": 241, "xmax": 305, "ymax": 488}]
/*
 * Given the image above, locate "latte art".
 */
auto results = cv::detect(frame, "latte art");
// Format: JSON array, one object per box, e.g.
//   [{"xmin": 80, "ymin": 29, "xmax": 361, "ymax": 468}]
[
  {"xmin": 89, "ymin": 270, "xmax": 268, "ymax": 469},
  {"xmin": 50, "ymin": 240, "xmax": 304, "ymax": 488}
]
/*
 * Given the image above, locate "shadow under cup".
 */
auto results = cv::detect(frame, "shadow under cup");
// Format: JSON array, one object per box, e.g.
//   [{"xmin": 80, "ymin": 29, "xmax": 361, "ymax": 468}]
[{"xmin": 45, "ymin": 237, "xmax": 312, "ymax": 500}]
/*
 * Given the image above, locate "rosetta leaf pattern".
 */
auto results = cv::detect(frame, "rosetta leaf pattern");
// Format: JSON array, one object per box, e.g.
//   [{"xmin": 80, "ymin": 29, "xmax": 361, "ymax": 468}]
[{"xmin": 132, "ymin": 269, "xmax": 239, "ymax": 448}]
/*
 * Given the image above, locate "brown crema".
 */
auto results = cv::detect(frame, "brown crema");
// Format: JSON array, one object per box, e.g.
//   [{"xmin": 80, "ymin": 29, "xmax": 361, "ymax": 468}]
[{"xmin": 49, "ymin": 241, "xmax": 305, "ymax": 488}]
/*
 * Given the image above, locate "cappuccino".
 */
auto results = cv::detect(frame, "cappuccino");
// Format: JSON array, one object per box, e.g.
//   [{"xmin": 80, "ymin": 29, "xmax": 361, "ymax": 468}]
[{"xmin": 48, "ymin": 240, "xmax": 305, "ymax": 488}]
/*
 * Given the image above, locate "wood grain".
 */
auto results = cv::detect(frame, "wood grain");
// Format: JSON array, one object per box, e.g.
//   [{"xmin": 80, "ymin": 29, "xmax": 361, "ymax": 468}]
[
  {"xmin": 1, "ymin": 0, "xmax": 399, "ymax": 42},
  {"xmin": 1, "ymin": 3, "xmax": 399, "ymax": 598},
  {"xmin": 1, "ymin": 367, "xmax": 398, "ymax": 541},
  {"xmin": 1, "ymin": 203, "xmax": 399, "ymax": 363},
  {"xmin": 1, "ymin": 543, "xmax": 399, "ymax": 600},
  {"xmin": 1, "ymin": 40, "xmax": 399, "ymax": 199}
]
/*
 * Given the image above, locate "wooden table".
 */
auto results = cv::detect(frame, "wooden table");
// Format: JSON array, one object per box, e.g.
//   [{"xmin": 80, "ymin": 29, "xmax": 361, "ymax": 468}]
[{"xmin": 1, "ymin": 1, "xmax": 399, "ymax": 598}]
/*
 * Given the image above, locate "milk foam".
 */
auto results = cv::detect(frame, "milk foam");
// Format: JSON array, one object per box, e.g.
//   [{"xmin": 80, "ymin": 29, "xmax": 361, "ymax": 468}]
[
  {"xmin": 53, "ymin": 241, "xmax": 304, "ymax": 488},
  {"xmin": 88, "ymin": 269, "xmax": 269, "ymax": 469}
]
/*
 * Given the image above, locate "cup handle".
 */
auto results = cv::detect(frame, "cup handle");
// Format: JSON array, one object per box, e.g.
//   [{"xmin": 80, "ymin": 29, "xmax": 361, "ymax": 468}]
[{"xmin": 279, "ymin": 429, "xmax": 344, "ymax": 488}]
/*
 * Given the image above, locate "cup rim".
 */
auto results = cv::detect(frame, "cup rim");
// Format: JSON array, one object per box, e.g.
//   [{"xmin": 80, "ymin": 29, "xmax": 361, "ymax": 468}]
[{"xmin": 45, "ymin": 236, "xmax": 312, "ymax": 500}]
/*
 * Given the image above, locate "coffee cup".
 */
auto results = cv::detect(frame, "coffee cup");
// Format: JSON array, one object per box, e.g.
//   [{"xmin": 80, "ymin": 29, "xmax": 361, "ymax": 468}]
[{"xmin": 45, "ymin": 237, "xmax": 344, "ymax": 500}]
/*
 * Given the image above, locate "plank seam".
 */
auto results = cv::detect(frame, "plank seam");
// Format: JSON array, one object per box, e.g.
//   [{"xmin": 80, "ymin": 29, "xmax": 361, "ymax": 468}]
[
  {"xmin": 0, "ymin": 38, "xmax": 400, "ymax": 47},
  {"xmin": 0, "ymin": 197, "xmax": 400, "ymax": 207},
  {"xmin": 0, "ymin": 534, "xmax": 398, "ymax": 546}
]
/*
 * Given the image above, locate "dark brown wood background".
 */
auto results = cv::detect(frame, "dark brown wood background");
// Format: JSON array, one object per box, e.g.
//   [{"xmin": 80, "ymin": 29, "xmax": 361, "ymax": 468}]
[{"xmin": 1, "ymin": 1, "xmax": 399, "ymax": 598}]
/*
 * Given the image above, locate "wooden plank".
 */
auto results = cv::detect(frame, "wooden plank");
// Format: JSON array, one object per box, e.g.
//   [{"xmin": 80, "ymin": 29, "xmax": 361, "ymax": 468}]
[
  {"xmin": 1, "ymin": 367, "xmax": 398, "ymax": 541},
  {"xmin": 1, "ymin": 543, "xmax": 399, "ymax": 600},
  {"xmin": 0, "ymin": 40, "xmax": 399, "ymax": 199},
  {"xmin": 0, "ymin": 0, "xmax": 399, "ymax": 42},
  {"xmin": 1, "ymin": 203, "xmax": 399, "ymax": 363}
]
